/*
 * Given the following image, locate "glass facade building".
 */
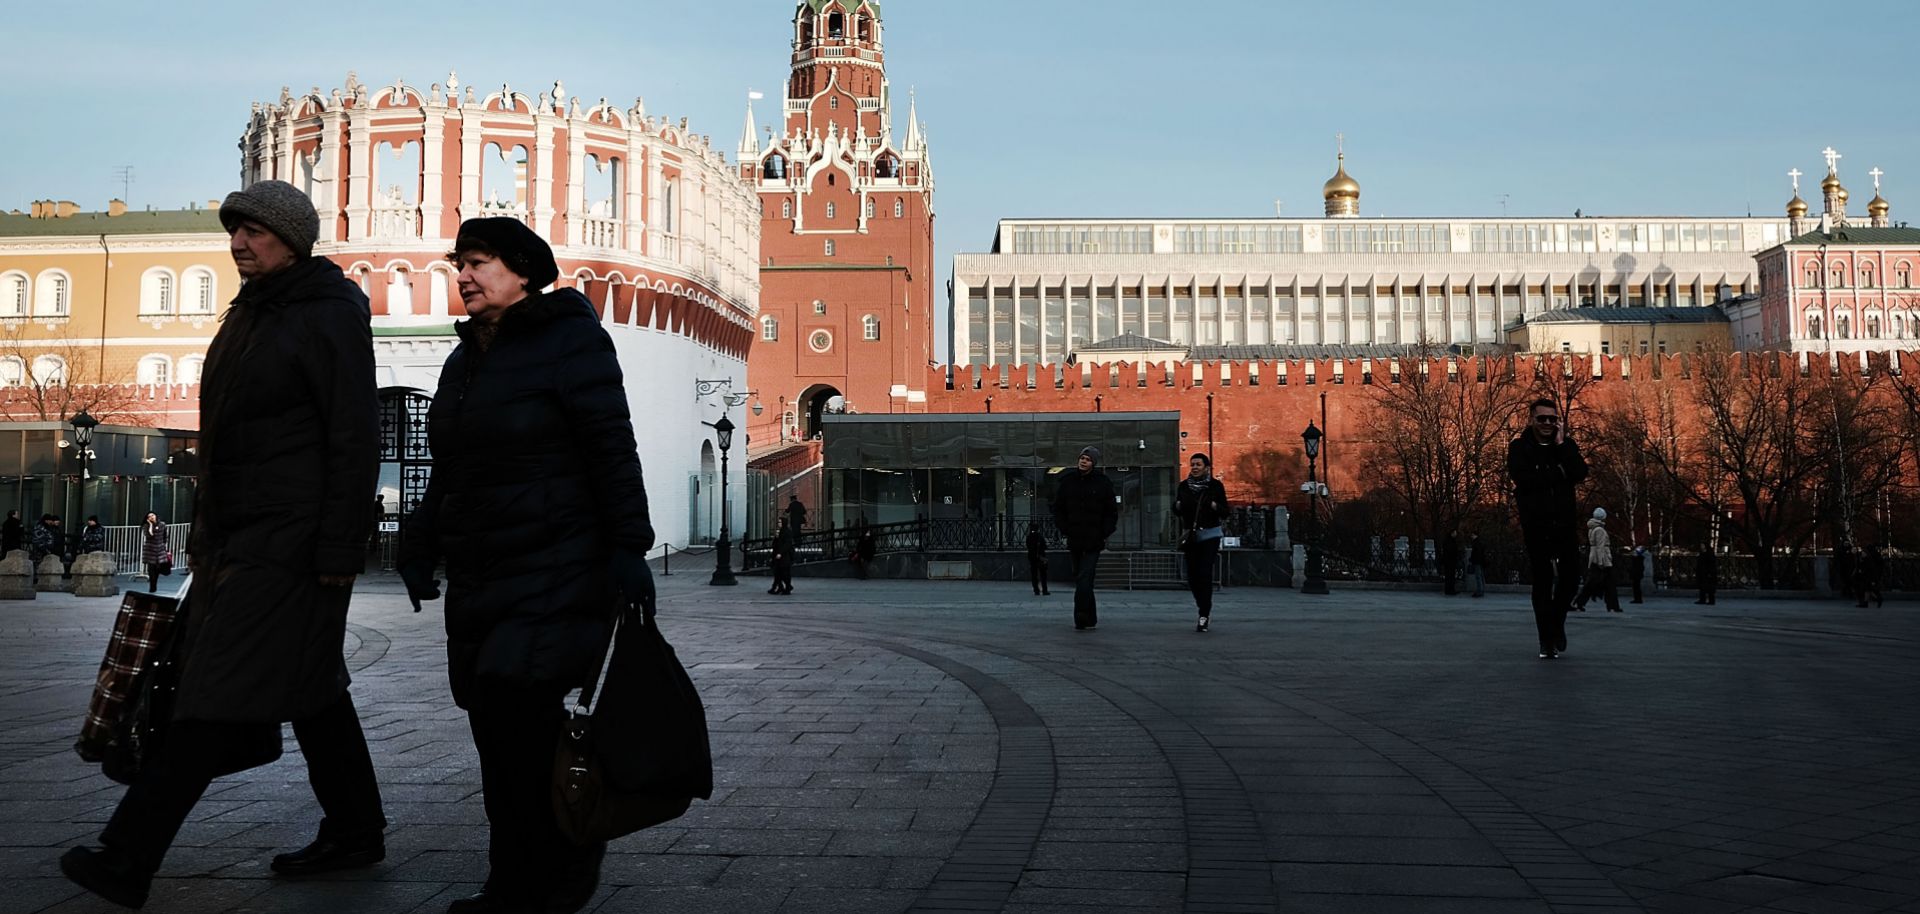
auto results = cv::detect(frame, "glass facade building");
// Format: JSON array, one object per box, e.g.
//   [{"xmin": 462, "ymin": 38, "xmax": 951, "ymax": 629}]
[
  {"xmin": 821, "ymin": 412, "xmax": 1183, "ymax": 548},
  {"xmin": 0, "ymin": 422, "xmax": 199, "ymax": 525}
]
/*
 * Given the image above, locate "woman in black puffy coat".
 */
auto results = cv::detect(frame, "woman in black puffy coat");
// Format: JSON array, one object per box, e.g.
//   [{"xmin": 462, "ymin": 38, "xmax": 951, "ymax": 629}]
[
  {"xmin": 140, "ymin": 513, "xmax": 170, "ymax": 592},
  {"xmin": 400, "ymin": 217, "xmax": 653, "ymax": 914}
]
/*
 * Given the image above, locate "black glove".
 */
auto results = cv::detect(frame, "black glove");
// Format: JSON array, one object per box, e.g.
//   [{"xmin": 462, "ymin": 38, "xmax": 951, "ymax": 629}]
[
  {"xmin": 398, "ymin": 558, "xmax": 440, "ymax": 613},
  {"xmin": 612, "ymin": 550, "xmax": 655, "ymax": 610}
]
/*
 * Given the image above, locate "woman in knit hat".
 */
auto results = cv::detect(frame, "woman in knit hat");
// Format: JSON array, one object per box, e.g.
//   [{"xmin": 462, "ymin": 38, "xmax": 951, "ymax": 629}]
[{"xmin": 398, "ymin": 217, "xmax": 658, "ymax": 913}]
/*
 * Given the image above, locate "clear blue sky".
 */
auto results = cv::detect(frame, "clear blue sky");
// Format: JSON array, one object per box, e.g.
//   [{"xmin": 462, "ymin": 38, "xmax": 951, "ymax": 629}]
[{"xmin": 5, "ymin": 0, "xmax": 1917, "ymax": 343}]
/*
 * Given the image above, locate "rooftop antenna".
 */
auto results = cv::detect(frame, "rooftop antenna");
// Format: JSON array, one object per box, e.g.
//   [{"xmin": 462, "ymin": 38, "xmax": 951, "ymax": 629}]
[
  {"xmin": 1498, "ymin": 193, "xmax": 1510, "ymax": 217},
  {"xmin": 1273, "ymin": 199, "xmax": 1284, "ymax": 217},
  {"xmin": 113, "ymin": 165, "xmax": 134, "ymax": 203}
]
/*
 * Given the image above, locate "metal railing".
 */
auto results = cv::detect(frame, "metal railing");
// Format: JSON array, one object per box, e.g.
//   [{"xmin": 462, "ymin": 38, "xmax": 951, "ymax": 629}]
[{"xmin": 27, "ymin": 523, "xmax": 193, "ymax": 576}]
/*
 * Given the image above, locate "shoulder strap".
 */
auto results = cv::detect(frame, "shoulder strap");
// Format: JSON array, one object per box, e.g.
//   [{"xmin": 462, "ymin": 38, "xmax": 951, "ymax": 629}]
[{"xmin": 574, "ymin": 595, "xmax": 652, "ymax": 716}]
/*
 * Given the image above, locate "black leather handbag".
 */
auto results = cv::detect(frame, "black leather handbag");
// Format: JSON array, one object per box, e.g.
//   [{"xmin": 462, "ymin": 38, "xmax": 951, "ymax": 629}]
[{"xmin": 553, "ymin": 580, "xmax": 713, "ymax": 844}]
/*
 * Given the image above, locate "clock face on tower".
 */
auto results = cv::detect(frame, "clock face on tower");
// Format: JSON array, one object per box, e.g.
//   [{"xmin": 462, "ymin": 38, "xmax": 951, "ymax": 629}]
[{"xmin": 809, "ymin": 329, "xmax": 833, "ymax": 353}]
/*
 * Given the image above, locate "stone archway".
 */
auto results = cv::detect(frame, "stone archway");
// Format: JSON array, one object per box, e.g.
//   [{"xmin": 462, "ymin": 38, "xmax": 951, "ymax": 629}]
[{"xmin": 798, "ymin": 383, "xmax": 844, "ymax": 439}]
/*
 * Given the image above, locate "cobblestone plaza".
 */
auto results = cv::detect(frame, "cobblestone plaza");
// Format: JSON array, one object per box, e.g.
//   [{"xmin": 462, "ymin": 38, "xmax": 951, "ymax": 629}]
[{"xmin": 3, "ymin": 577, "xmax": 1916, "ymax": 913}]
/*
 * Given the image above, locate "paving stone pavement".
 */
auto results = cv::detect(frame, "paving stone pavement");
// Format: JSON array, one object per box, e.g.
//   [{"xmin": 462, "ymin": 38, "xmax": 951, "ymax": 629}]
[{"xmin": 2, "ymin": 574, "xmax": 1917, "ymax": 914}]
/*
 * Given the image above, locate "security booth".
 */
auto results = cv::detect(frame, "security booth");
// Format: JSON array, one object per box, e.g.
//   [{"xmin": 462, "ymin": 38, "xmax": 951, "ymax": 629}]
[{"xmin": 819, "ymin": 411, "xmax": 1183, "ymax": 550}]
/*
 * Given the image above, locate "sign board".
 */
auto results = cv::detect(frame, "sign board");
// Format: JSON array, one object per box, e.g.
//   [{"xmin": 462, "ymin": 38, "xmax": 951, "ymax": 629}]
[
  {"xmin": 1221, "ymin": 536, "xmax": 1241, "ymax": 549},
  {"xmin": 377, "ymin": 520, "xmax": 400, "ymax": 533}
]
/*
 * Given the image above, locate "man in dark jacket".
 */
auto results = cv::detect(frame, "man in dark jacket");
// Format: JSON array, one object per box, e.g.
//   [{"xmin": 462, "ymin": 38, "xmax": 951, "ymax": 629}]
[
  {"xmin": 31, "ymin": 513, "xmax": 66, "ymax": 565},
  {"xmin": 1695, "ymin": 546, "xmax": 1717, "ymax": 605},
  {"xmin": 1053, "ymin": 445, "xmax": 1118, "ymax": 630},
  {"xmin": 785, "ymin": 495, "xmax": 808, "ymax": 533},
  {"xmin": 77, "ymin": 516, "xmax": 107, "ymax": 554},
  {"xmin": 1507, "ymin": 398, "xmax": 1588, "ymax": 659},
  {"xmin": 770, "ymin": 518, "xmax": 796, "ymax": 595},
  {"xmin": 1026, "ymin": 521, "xmax": 1050, "ymax": 596},
  {"xmin": 62, "ymin": 180, "xmax": 386, "ymax": 909},
  {"xmin": 2, "ymin": 509, "xmax": 24, "ymax": 556}
]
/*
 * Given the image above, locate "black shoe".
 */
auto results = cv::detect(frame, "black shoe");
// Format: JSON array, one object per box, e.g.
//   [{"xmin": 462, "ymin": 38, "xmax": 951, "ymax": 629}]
[
  {"xmin": 60, "ymin": 847, "xmax": 151, "ymax": 909},
  {"xmin": 1556, "ymin": 634, "xmax": 1567, "ymax": 653},
  {"xmin": 1043, "ymin": 589, "xmax": 1050, "ymax": 595},
  {"xmin": 270, "ymin": 832, "xmax": 385, "ymax": 876},
  {"xmin": 542, "ymin": 842, "xmax": 606, "ymax": 914},
  {"xmin": 1538, "ymin": 649, "xmax": 1557, "ymax": 659}
]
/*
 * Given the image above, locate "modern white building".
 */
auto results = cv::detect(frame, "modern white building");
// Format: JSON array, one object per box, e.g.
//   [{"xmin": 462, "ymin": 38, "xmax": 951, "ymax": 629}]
[{"xmin": 950, "ymin": 155, "xmax": 1794, "ymax": 365}]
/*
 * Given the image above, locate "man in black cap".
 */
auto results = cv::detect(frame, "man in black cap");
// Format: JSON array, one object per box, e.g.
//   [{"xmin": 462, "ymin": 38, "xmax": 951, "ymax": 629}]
[
  {"xmin": 1053, "ymin": 445, "xmax": 1117, "ymax": 630},
  {"xmin": 61, "ymin": 179, "xmax": 387, "ymax": 908}
]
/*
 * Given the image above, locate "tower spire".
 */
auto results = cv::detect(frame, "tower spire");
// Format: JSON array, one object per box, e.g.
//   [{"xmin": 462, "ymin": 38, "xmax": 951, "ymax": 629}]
[
  {"xmin": 903, "ymin": 87, "xmax": 923, "ymax": 153},
  {"xmin": 738, "ymin": 91, "xmax": 762, "ymax": 160}
]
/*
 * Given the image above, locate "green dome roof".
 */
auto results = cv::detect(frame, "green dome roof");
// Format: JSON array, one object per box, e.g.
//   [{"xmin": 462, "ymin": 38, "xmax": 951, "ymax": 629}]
[{"xmin": 800, "ymin": 0, "xmax": 878, "ymax": 17}]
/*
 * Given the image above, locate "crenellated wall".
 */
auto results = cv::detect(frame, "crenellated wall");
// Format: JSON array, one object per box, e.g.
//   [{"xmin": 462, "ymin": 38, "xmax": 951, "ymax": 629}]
[{"xmin": 912, "ymin": 350, "xmax": 1920, "ymax": 503}]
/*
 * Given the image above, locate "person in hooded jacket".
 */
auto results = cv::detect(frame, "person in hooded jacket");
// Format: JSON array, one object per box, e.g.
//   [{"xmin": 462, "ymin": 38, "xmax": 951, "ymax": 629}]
[
  {"xmin": 78, "ymin": 516, "xmax": 107, "ymax": 554},
  {"xmin": 399, "ymin": 217, "xmax": 654, "ymax": 914},
  {"xmin": 1174, "ymin": 453, "xmax": 1228, "ymax": 631},
  {"xmin": 1573, "ymin": 507, "xmax": 1621, "ymax": 613},
  {"xmin": 61, "ymin": 180, "xmax": 386, "ymax": 909}
]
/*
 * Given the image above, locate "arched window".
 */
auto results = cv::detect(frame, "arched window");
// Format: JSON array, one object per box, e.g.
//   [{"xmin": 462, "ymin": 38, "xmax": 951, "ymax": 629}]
[
  {"xmin": 828, "ymin": 11, "xmax": 843, "ymax": 37},
  {"xmin": 1, "ymin": 272, "xmax": 27, "ymax": 316},
  {"xmin": 1806, "ymin": 265, "xmax": 1821, "ymax": 287},
  {"xmin": 761, "ymin": 315, "xmax": 779, "ymax": 341},
  {"xmin": 763, "ymin": 154, "xmax": 786, "ymax": 180},
  {"xmin": 1807, "ymin": 313, "xmax": 1823, "ymax": 339},
  {"xmin": 1861, "ymin": 266, "xmax": 1876, "ymax": 288},
  {"xmin": 140, "ymin": 269, "xmax": 175, "ymax": 315},
  {"xmin": 829, "ymin": 95, "xmax": 839, "ymax": 110},
  {"xmin": 862, "ymin": 314, "xmax": 880, "ymax": 341},
  {"xmin": 178, "ymin": 355, "xmax": 205, "ymax": 385},
  {"xmin": 0, "ymin": 357, "xmax": 23, "ymax": 387},
  {"xmin": 781, "ymin": 199, "xmax": 792, "ymax": 219},
  {"xmin": 1832, "ymin": 266, "xmax": 1848, "ymax": 288},
  {"xmin": 136, "ymin": 355, "xmax": 171, "ymax": 386},
  {"xmin": 31, "ymin": 354, "xmax": 66, "ymax": 385},
  {"xmin": 1867, "ymin": 313, "xmax": 1882, "ymax": 338},
  {"xmin": 33, "ymin": 270, "xmax": 70, "ymax": 316},
  {"xmin": 182, "ymin": 268, "xmax": 217, "ymax": 314},
  {"xmin": 1837, "ymin": 313, "xmax": 1851, "ymax": 339},
  {"xmin": 1898, "ymin": 263, "xmax": 1912, "ymax": 288},
  {"xmin": 825, "ymin": 202, "xmax": 835, "ymax": 219},
  {"xmin": 864, "ymin": 199, "xmax": 874, "ymax": 219},
  {"xmin": 662, "ymin": 180, "xmax": 677, "ymax": 234},
  {"xmin": 894, "ymin": 198, "xmax": 904, "ymax": 218}
]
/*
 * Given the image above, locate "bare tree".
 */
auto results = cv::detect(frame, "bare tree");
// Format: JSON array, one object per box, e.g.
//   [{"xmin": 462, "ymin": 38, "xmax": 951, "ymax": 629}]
[
  {"xmin": 1362, "ymin": 347, "xmax": 1531, "ymax": 559},
  {"xmin": 1810, "ymin": 364, "xmax": 1906, "ymax": 548},
  {"xmin": 1669, "ymin": 351, "xmax": 1826, "ymax": 587},
  {"xmin": 1582, "ymin": 384, "xmax": 1681, "ymax": 548},
  {"xmin": 0, "ymin": 325, "xmax": 141, "ymax": 422}
]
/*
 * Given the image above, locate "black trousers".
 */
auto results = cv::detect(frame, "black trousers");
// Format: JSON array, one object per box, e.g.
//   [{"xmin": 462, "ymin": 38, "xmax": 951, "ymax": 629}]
[
  {"xmin": 1576, "ymin": 564, "xmax": 1621, "ymax": 611},
  {"xmin": 1525, "ymin": 533, "xmax": 1580, "ymax": 651},
  {"xmin": 1029, "ymin": 555, "xmax": 1048, "ymax": 594},
  {"xmin": 771, "ymin": 560, "xmax": 792, "ymax": 593},
  {"xmin": 101, "ymin": 690, "xmax": 385, "ymax": 874},
  {"xmin": 466, "ymin": 676, "xmax": 587, "ymax": 897},
  {"xmin": 1069, "ymin": 549, "xmax": 1100, "ymax": 628},
  {"xmin": 1185, "ymin": 540, "xmax": 1219, "ymax": 616}
]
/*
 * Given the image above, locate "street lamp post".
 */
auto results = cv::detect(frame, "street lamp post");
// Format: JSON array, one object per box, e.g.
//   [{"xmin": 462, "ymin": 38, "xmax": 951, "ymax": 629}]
[
  {"xmin": 1300, "ymin": 421, "xmax": 1328, "ymax": 595},
  {"xmin": 69, "ymin": 409, "xmax": 99, "ymax": 524},
  {"xmin": 709, "ymin": 414, "xmax": 738, "ymax": 587}
]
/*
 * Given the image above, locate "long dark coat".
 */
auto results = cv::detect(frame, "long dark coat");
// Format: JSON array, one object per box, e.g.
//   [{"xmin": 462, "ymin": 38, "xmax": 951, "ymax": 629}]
[
  {"xmin": 175, "ymin": 256, "xmax": 379, "ymax": 723},
  {"xmin": 1053, "ymin": 469, "xmax": 1118, "ymax": 553},
  {"xmin": 406, "ymin": 288, "xmax": 653, "ymax": 708}
]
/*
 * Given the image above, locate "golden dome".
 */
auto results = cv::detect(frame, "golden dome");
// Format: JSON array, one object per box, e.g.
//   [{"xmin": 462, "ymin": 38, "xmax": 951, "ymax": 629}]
[
  {"xmin": 1838, "ymin": 186, "xmax": 1851, "ymax": 203},
  {"xmin": 1869, "ymin": 193, "xmax": 1890, "ymax": 215},
  {"xmin": 1787, "ymin": 194, "xmax": 1808, "ymax": 217},
  {"xmin": 1322, "ymin": 153, "xmax": 1360, "ymax": 199},
  {"xmin": 1821, "ymin": 168, "xmax": 1843, "ymax": 192}
]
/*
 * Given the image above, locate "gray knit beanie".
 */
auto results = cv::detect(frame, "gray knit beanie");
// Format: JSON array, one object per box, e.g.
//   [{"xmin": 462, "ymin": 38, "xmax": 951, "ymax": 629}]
[
  {"xmin": 219, "ymin": 180, "xmax": 319, "ymax": 257},
  {"xmin": 1080, "ymin": 445, "xmax": 1102, "ymax": 464}
]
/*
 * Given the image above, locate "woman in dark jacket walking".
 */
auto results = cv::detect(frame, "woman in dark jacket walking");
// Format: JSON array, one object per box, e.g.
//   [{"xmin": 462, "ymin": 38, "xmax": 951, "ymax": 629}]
[
  {"xmin": 140, "ymin": 513, "xmax": 170, "ymax": 592},
  {"xmin": 1, "ymin": 509, "xmax": 22, "ymax": 557},
  {"xmin": 401, "ymin": 217, "xmax": 653, "ymax": 914},
  {"xmin": 1174, "ymin": 453, "xmax": 1229, "ymax": 631}
]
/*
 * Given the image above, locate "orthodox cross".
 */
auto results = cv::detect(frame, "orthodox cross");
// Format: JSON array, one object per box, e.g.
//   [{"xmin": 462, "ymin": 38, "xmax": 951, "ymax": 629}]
[
  {"xmin": 1788, "ymin": 168, "xmax": 1801, "ymax": 193},
  {"xmin": 1869, "ymin": 167, "xmax": 1884, "ymax": 190},
  {"xmin": 1822, "ymin": 146, "xmax": 1841, "ymax": 173}
]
